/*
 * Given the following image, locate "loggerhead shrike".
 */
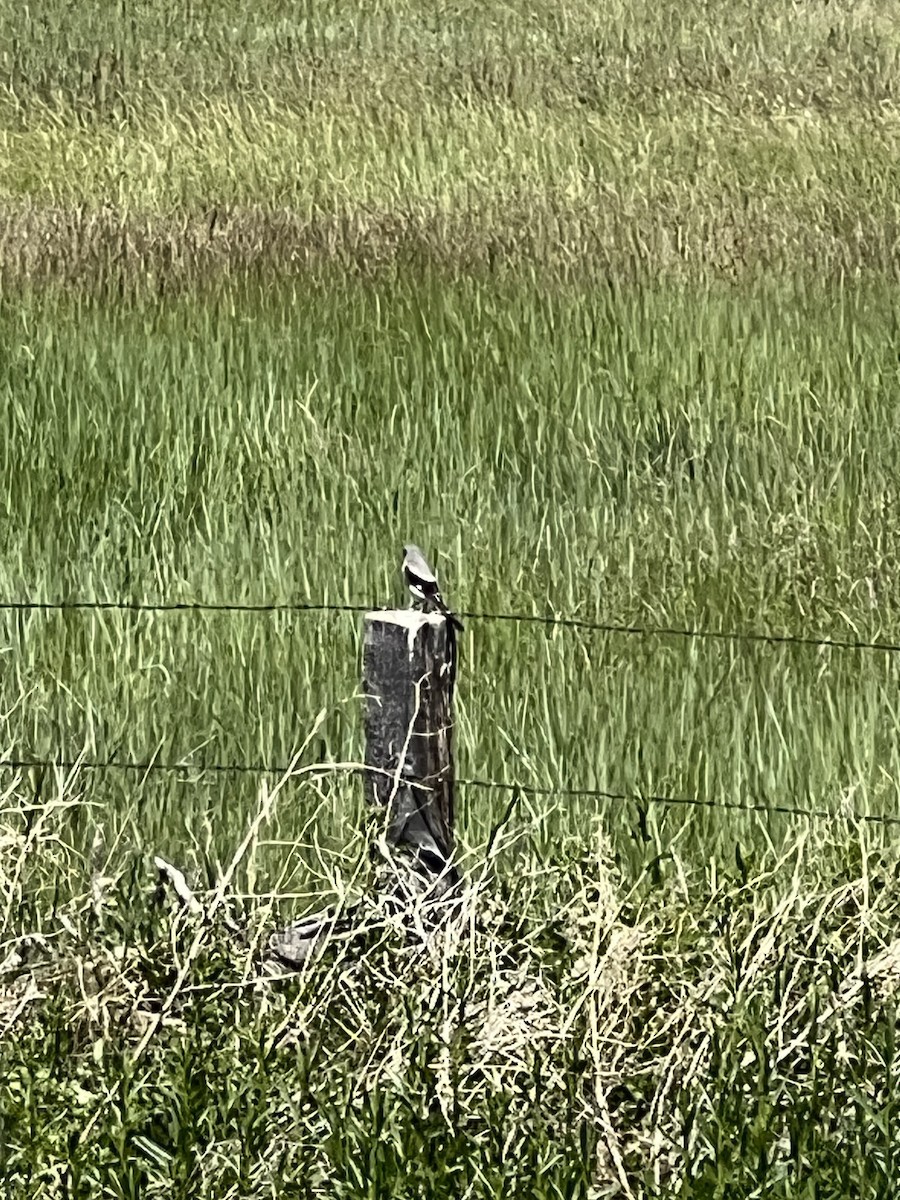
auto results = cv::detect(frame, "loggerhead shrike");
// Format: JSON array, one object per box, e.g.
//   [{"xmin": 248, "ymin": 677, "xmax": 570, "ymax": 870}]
[{"xmin": 402, "ymin": 544, "xmax": 464, "ymax": 632}]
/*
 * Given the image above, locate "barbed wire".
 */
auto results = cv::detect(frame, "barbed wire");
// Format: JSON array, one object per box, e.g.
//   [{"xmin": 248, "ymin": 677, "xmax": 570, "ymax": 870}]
[
  {"xmin": 461, "ymin": 612, "xmax": 900, "ymax": 657},
  {"xmin": 1, "ymin": 755, "xmax": 898, "ymax": 826},
  {"xmin": 458, "ymin": 777, "xmax": 900, "ymax": 826},
  {"xmin": 1, "ymin": 597, "xmax": 899, "ymax": 657},
  {"xmin": 0, "ymin": 600, "xmax": 368, "ymax": 615},
  {"xmin": 0, "ymin": 756, "xmax": 274, "ymax": 776}
]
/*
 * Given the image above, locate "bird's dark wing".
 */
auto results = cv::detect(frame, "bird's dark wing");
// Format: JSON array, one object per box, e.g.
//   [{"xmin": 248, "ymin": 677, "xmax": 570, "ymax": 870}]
[{"xmin": 404, "ymin": 566, "xmax": 440, "ymax": 598}]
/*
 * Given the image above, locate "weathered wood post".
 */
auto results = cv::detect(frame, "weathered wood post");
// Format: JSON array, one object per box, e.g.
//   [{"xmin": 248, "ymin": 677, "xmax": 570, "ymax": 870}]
[
  {"xmin": 267, "ymin": 608, "xmax": 459, "ymax": 969},
  {"xmin": 363, "ymin": 609, "xmax": 459, "ymax": 900}
]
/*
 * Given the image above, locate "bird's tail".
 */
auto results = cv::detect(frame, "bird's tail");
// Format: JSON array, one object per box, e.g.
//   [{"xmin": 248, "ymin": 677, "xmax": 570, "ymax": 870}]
[{"xmin": 436, "ymin": 598, "xmax": 464, "ymax": 633}]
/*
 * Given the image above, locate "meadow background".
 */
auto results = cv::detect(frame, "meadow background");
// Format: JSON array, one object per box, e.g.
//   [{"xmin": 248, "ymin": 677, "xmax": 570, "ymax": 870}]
[{"xmin": 3, "ymin": 0, "xmax": 900, "ymax": 1196}]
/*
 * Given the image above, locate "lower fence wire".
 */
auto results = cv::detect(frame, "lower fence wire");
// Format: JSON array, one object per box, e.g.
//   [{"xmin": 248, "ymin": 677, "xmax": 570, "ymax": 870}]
[{"xmin": 0, "ymin": 756, "xmax": 898, "ymax": 827}]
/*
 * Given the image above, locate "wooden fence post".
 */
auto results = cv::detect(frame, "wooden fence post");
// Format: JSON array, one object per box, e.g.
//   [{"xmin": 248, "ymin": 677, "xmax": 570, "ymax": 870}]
[
  {"xmin": 363, "ymin": 609, "xmax": 459, "ymax": 898},
  {"xmin": 268, "ymin": 608, "xmax": 459, "ymax": 969}
]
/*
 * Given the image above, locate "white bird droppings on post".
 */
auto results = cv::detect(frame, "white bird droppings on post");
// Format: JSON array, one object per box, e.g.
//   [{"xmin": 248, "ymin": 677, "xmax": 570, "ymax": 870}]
[{"xmin": 367, "ymin": 608, "xmax": 445, "ymax": 659}]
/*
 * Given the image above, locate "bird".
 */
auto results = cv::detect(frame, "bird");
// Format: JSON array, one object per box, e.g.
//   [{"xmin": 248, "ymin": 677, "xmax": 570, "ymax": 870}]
[{"xmin": 402, "ymin": 543, "xmax": 464, "ymax": 633}]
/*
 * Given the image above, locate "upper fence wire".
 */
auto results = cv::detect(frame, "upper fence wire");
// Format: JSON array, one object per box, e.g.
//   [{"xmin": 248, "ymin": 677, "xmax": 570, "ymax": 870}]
[{"xmin": 1, "ymin": 597, "xmax": 899, "ymax": 657}]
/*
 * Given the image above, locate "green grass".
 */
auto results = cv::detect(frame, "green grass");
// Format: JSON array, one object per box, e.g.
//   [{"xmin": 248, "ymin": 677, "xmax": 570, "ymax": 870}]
[
  {"xmin": 3, "ymin": 273, "xmax": 900, "ymax": 1193},
  {"xmin": 2, "ymin": 274, "xmax": 900, "ymax": 867},
  {"xmin": 3, "ymin": 0, "xmax": 900, "ymax": 1192}
]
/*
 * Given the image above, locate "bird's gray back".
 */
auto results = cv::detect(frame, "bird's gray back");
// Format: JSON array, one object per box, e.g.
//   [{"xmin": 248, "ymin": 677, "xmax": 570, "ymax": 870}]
[{"xmin": 403, "ymin": 544, "xmax": 437, "ymax": 583}]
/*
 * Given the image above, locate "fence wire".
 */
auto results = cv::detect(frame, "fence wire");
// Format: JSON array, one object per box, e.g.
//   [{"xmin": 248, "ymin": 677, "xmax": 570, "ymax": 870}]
[
  {"xmin": 1, "ymin": 596, "xmax": 898, "ymax": 657},
  {"xmin": 2, "ymin": 597, "xmax": 898, "ymax": 826},
  {"xmin": 1, "ymin": 756, "xmax": 898, "ymax": 827}
]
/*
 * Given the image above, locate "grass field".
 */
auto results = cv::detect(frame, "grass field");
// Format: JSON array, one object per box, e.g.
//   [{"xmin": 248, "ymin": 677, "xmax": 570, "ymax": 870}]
[
  {"xmin": 1, "ymin": 0, "xmax": 899, "ymax": 282},
  {"xmin": 3, "ymin": 0, "xmax": 900, "ymax": 1195}
]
